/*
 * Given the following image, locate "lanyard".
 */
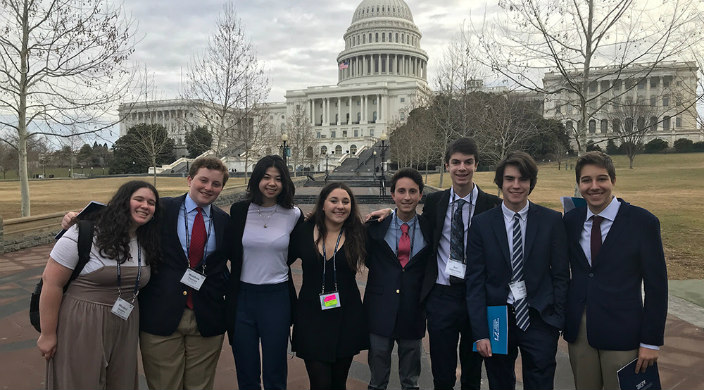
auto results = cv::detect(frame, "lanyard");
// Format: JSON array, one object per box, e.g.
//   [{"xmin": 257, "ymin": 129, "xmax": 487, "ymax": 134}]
[
  {"xmin": 321, "ymin": 230, "xmax": 343, "ymax": 294},
  {"xmin": 394, "ymin": 212, "xmax": 417, "ymax": 258},
  {"xmin": 451, "ymin": 188, "xmax": 473, "ymax": 263},
  {"xmin": 182, "ymin": 201, "xmax": 213, "ymax": 274},
  {"xmin": 116, "ymin": 244, "xmax": 142, "ymax": 303}
]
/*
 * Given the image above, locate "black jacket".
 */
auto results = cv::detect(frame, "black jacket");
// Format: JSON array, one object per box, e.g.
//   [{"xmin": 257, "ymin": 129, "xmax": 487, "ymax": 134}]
[
  {"xmin": 420, "ymin": 186, "xmax": 501, "ymax": 303},
  {"xmin": 139, "ymin": 194, "xmax": 231, "ymax": 337},
  {"xmin": 364, "ymin": 214, "xmax": 433, "ymax": 340}
]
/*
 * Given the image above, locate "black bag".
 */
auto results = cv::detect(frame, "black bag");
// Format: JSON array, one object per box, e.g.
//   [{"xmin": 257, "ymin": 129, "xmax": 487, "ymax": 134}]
[{"xmin": 29, "ymin": 220, "xmax": 94, "ymax": 332}]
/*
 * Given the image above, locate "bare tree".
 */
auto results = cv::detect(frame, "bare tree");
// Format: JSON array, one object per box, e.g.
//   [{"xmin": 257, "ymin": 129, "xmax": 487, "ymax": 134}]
[
  {"xmin": 182, "ymin": 1, "xmax": 269, "ymax": 157},
  {"xmin": 468, "ymin": 0, "xmax": 701, "ymax": 158},
  {"xmin": 0, "ymin": 0, "xmax": 135, "ymax": 216},
  {"xmin": 286, "ymin": 103, "xmax": 316, "ymax": 177}
]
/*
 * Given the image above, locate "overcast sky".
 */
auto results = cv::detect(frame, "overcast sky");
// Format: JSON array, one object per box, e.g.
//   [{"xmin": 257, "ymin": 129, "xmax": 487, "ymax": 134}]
[{"xmin": 124, "ymin": 0, "xmax": 488, "ymax": 103}]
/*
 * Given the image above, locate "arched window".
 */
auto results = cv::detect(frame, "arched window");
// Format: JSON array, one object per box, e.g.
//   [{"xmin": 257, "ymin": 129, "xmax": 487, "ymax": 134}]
[
  {"xmin": 306, "ymin": 146, "xmax": 313, "ymax": 158},
  {"xmin": 565, "ymin": 121, "xmax": 574, "ymax": 132},
  {"xmin": 625, "ymin": 118, "xmax": 634, "ymax": 133},
  {"xmin": 600, "ymin": 119, "xmax": 608, "ymax": 134},
  {"xmin": 588, "ymin": 119, "xmax": 596, "ymax": 134},
  {"xmin": 637, "ymin": 116, "xmax": 646, "ymax": 131},
  {"xmin": 663, "ymin": 116, "xmax": 671, "ymax": 131},
  {"xmin": 320, "ymin": 146, "xmax": 328, "ymax": 155},
  {"xmin": 335, "ymin": 145, "xmax": 342, "ymax": 155},
  {"xmin": 372, "ymin": 111, "xmax": 377, "ymax": 123},
  {"xmin": 650, "ymin": 116, "xmax": 658, "ymax": 132},
  {"xmin": 612, "ymin": 119, "xmax": 621, "ymax": 133},
  {"xmin": 357, "ymin": 112, "xmax": 361, "ymax": 122},
  {"xmin": 350, "ymin": 145, "xmax": 357, "ymax": 154}
]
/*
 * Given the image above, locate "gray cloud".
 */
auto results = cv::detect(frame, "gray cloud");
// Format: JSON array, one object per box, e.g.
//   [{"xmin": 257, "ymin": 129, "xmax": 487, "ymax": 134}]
[{"xmin": 123, "ymin": 0, "xmax": 481, "ymax": 102}]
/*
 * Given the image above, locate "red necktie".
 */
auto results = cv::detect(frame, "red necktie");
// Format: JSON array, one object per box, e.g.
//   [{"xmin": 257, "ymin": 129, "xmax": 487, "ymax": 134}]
[
  {"xmin": 187, "ymin": 207, "xmax": 206, "ymax": 309},
  {"xmin": 590, "ymin": 215, "xmax": 604, "ymax": 266},
  {"xmin": 398, "ymin": 223, "xmax": 410, "ymax": 268}
]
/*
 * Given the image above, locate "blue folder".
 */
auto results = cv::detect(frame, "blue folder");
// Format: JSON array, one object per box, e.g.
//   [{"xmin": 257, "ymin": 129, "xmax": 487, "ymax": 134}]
[
  {"xmin": 472, "ymin": 305, "xmax": 508, "ymax": 355},
  {"xmin": 617, "ymin": 358, "xmax": 661, "ymax": 390}
]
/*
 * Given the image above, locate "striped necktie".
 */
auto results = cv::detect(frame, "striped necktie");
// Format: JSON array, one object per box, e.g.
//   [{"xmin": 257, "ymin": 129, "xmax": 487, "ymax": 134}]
[{"xmin": 511, "ymin": 213, "xmax": 530, "ymax": 331}]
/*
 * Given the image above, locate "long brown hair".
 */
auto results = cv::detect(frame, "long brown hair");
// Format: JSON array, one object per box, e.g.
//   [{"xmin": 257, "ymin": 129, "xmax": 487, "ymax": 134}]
[{"xmin": 310, "ymin": 182, "xmax": 366, "ymax": 273}]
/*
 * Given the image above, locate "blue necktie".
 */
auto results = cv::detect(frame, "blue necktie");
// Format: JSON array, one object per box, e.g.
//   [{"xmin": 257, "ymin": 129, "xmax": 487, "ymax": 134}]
[
  {"xmin": 511, "ymin": 213, "xmax": 530, "ymax": 331},
  {"xmin": 449, "ymin": 198, "xmax": 466, "ymax": 283}
]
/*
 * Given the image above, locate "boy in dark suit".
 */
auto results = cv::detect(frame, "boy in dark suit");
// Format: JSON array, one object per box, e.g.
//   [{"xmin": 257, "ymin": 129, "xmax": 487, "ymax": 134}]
[
  {"xmin": 365, "ymin": 168, "xmax": 432, "ymax": 390},
  {"xmin": 563, "ymin": 151, "xmax": 667, "ymax": 390},
  {"xmin": 466, "ymin": 151, "xmax": 569, "ymax": 390}
]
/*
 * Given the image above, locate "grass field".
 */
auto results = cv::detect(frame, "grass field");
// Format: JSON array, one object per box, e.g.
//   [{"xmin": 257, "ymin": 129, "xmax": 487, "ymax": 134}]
[{"xmin": 1, "ymin": 153, "xmax": 702, "ymax": 279}]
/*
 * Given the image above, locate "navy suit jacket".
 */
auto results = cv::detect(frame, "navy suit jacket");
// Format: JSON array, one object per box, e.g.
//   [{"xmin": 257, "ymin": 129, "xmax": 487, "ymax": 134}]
[
  {"xmin": 419, "ymin": 186, "xmax": 501, "ymax": 303},
  {"xmin": 139, "ymin": 194, "xmax": 231, "ymax": 337},
  {"xmin": 466, "ymin": 202, "xmax": 569, "ymax": 341},
  {"xmin": 364, "ymin": 214, "xmax": 433, "ymax": 340},
  {"xmin": 563, "ymin": 199, "xmax": 668, "ymax": 350}
]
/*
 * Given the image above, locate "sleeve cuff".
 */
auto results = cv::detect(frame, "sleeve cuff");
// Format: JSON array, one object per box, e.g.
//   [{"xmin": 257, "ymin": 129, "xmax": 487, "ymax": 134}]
[{"xmin": 640, "ymin": 343, "xmax": 660, "ymax": 350}]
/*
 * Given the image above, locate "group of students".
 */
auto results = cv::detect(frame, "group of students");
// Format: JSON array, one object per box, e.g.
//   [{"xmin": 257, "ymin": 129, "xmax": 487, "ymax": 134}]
[{"xmin": 36, "ymin": 136, "xmax": 667, "ymax": 390}]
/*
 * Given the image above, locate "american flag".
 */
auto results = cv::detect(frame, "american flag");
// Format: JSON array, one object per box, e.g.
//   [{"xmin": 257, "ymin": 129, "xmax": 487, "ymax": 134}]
[{"xmin": 339, "ymin": 60, "xmax": 349, "ymax": 70}]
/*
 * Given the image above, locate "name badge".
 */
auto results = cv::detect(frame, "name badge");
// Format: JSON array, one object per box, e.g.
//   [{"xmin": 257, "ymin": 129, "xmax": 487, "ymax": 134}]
[
  {"xmin": 319, "ymin": 292, "xmax": 341, "ymax": 310},
  {"xmin": 509, "ymin": 280, "xmax": 527, "ymax": 301},
  {"xmin": 180, "ymin": 269, "xmax": 206, "ymax": 291},
  {"xmin": 111, "ymin": 297, "xmax": 134, "ymax": 320},
  {"xmin": 445, "ymin": 258, "xmax": 466, "ymax": 279}
]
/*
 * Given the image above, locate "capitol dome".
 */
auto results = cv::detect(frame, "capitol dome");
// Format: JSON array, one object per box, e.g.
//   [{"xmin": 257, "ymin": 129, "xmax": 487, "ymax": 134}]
[
  {"xmin": 337, "ymin": 0, "xmax": 428, "ymax": 86},
  {"xmin": 351, "ymin": 0, "xmax": 414, "ymax": 23}
]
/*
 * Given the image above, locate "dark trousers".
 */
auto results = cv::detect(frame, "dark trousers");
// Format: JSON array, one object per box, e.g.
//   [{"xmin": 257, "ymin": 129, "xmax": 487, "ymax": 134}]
[
  {"xmin": 484, "ymin": 307, "xmax": 559, "ymax": 390},
  {"xmin": 368, "ymin": 333, "xmax": 422, "ymax": 390},
  {"xmin": 426, "ymin": 284, "xmax": 483, "ymax": 390},
  {"xmin": 304, "ymin": 357, "xmax": 354, "ymax": 390},
  {"xmin": 232, "ymin": 281, "xmax": 291, "ymax": 390}
]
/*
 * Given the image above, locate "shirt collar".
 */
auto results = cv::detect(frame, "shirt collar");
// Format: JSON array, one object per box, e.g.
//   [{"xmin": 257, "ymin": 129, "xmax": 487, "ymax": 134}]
[
  {"xmin": 392, "ymin": 209, "xmax": 418, "ymax": 226},
  {"xmin": 449, "ymin": 184, "xmax": 477, "ymax": 205},
  {"xmin": 185, "ymin": 193, "xmax": 211, "ymax": 217},
  {"xmin": 586, "ymin": 196, "xmax": 619, "ymax": 222},
  {"xmin": 501, "ymin": 200, "xmax": 530, "ymax": 221}
]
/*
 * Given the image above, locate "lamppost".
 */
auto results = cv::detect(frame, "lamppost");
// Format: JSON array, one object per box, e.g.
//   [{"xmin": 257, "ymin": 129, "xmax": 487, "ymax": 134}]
[
  {"xmin": 372, "ymin": 150, "xmax": 377, "ymax": 179},
  {"xmin": 281, "ymin": 133, "xmax": 289, "ymax": 169},
  {"xmin": 379, "ymin": 133, "xmax": 388, "ymax": 196}
]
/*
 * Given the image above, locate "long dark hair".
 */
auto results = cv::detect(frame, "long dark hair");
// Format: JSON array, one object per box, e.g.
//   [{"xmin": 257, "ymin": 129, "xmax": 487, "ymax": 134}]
[
  {"xmin": 88, "ymin": 181, "xmax": 162, "ymax": 269},
  {"xmin": 310, "ymin": 182, "xmax": 366, "ymax": 273},
  {"xmin": 246, "ymin": 155, "xmax": 295, "ymax": 208}
]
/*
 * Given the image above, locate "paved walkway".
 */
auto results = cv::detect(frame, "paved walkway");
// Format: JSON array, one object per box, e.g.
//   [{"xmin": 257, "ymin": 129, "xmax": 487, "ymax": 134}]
[{"xmin": 2, "ymin": 204, "xmax": 704, "ymax": 389}]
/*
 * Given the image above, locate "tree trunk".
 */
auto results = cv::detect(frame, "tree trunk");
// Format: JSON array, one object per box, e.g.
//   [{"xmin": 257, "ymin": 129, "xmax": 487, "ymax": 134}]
[{"xmin": 18, "ymin": 2, "xmax": 31, "ymax": 216}]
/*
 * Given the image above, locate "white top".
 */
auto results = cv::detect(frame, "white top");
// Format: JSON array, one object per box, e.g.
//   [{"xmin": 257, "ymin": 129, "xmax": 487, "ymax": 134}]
[
  {"xmin": 241, "ymin": 204, "xmax": 301, "ymax": 285},
  {"xmin": 436, "ymin": 185, "xmax": 478, "ymax": 285},
  {"xmin": 50, "ymin": 225, "xmax": 145, "ymax": 275},
  {"xmin": 502, "ymin": 201, "xmax": 530, "ymax": 304}
]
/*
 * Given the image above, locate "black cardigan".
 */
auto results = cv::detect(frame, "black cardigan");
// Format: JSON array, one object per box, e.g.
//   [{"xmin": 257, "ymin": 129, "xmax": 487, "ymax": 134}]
[{"xmin": 224, "ymin": 200, "xmax": 304, "ymax": 345}]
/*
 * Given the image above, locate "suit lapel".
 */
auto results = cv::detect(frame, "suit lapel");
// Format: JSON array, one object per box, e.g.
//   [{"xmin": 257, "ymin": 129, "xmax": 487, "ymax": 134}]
[
  {"xmin": 489, "ymin": 209, "xmax": 511, "ymax": 268},
  {"xmin": 595, "ymin": 199, "xmax": 630, "ymax": 266},
  {"xmin": 212, "ymin": 206, "xmax": 226, "ymax": 252},
  {"xmin": 524, "ymin": 204, "xmax": 539, "ymax": 263},
  {"xmin": 433, "ymin": 190, "xmax": 451, "ymax": 248},
  {"xmin": 370, "ymin": 217, "xmax": 397, "ymax": 264},
  {"xmin": 168, "ymin": 194, "xmax": 189, "ymax": 263},
  {"xmin": 570, "ymin": 208, "xmax": 589, "ymax": 268}
]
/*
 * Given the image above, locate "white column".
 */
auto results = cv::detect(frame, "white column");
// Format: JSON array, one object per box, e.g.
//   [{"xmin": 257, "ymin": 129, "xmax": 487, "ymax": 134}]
[
  {"xmin": 362, "ymin": 95, "xmax": 367, "ymax": 124},
  {"xmin": 337, "ymin": 97, "xmax": 341, "ymax": 125},
  {"xmin": 309, "ymin": 99, "xmax": 314, "ymax": 125},
  {"xmin": 324, "ymin": 98, "xmax": 328, "ymax": 125},
  {"xmin": 349, "ymin": 96, "xmax": 353, "ymax": 124}
]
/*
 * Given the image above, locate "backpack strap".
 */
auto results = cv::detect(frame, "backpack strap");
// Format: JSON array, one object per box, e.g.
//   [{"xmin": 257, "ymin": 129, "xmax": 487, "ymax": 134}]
[{"xmin": 68, "ymin": 220, "xmax": 94, "ymax": 283}]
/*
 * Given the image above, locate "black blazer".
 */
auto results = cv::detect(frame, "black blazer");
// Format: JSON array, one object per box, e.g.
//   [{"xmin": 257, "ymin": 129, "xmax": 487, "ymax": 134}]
[
  {"xmin": 364, "ymin": 215, "xmax": 433, "ymax": 340},
  {"xmin": 224, "ymin": 200, "xmax": 304, "ymax": 344},
  {"xmin": 289, "ymin": 220, "xmax": 369, "ymax": 362},
  {"xmin": 562, "ymin": 199, "xmax": 668, "ymax": 350},
  {"xmin": 466, "ymin": 203, "xmax": 570, "ymax": 341},
  {"xmin": 420, "ymin": 186, "xmax": 501, "ymax": 303},
  {"xmin": 139, "ymin": 194, "xmax": 231, "ymax": 337}
]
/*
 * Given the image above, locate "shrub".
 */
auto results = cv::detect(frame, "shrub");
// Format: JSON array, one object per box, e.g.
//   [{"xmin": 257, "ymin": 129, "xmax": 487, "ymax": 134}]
[
  {"xmin": 644, "ymin": 139, "xmax": 668, "ymax": 154},
  {"xmin": 674, "ymin": 138, "xmax": 694, "ymax": 153}
]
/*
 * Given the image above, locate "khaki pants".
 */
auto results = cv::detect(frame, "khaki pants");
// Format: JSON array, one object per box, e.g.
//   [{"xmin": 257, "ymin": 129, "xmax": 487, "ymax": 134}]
[
  {"xmin": 140, "ymin": 309, "xmax": 224, "ymax": 390},
  {"xmin": 568, "ymin": 311, "xmax": 638, "ymax": 390}
]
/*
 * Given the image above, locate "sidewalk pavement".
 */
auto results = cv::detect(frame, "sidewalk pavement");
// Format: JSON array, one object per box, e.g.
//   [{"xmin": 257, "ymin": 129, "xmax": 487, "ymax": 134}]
[{"xmin": 2, "ymin": 233, "xmax": 704, "ymax": 389}]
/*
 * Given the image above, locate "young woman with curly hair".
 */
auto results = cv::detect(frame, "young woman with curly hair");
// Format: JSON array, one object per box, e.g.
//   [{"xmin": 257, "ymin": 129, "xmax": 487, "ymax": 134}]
[
  {"xmin": 37, "ymin": 180, "xmax": 161, "ymax": 389},
  {"xmin": 289, "ymin": 182, "xmax": 368, "ymax": 390}
]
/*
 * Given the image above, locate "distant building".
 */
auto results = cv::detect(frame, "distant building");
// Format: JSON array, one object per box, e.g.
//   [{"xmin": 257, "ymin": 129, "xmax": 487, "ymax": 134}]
[{"xmin": 543, "ymin": 61, "xmax": 700, "ymax": 148}]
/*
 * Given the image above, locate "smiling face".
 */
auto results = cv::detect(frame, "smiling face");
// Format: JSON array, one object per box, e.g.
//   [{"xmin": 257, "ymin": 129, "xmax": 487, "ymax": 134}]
[
  {"xmin": 187, "ymin": 168, "xmax": 225, "ymax": 207},
  {"xmin": 129, "ymin": 187, "xmax": 157, "ymax": 228},
  {"xmin": 258, "ymin": 166, "xmax": 283, "ymax": 206},
  {"xmin": 323, "ymin": 188, "xmax": 352, "ymax": 227},
  {"xmin": 501, "ymin": 165, "xmax": 531, "ymax": 212},
  {"xmin": 391, "ymin": 177, "xmax": 422, "ymax": 221},
  {"xmin": 578, "ymin": 164, "xmax": 615, "ymax": 214},
  {"xmin": 445, "ymin": 152, "xmax": 477, "ymax": 196}
]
